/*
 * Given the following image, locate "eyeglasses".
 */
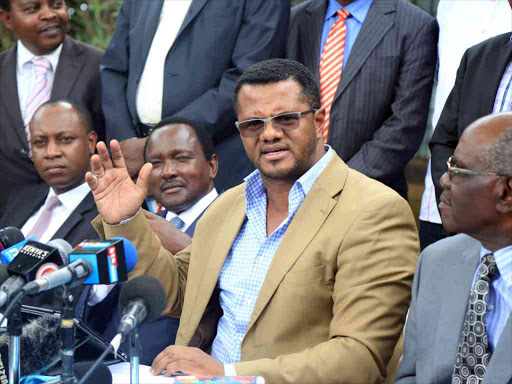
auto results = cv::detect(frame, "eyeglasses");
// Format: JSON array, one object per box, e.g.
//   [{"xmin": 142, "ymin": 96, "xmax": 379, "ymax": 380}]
[
  {"xmin": 235, "ymin": 109, "xmax": 317, "ymax": 138},
  {"xmin": 446, "ymin": 156, "xmax": 509, "ymax": 181}
]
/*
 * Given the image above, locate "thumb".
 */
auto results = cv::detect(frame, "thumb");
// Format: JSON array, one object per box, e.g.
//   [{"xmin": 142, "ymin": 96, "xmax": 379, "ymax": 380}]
[{"xmin": 136, "ymin": 163, "xmax": 153, "ymax": 195}]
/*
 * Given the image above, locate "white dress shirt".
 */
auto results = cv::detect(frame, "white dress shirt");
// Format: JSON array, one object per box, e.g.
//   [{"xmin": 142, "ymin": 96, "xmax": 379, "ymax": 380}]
[
  {"xmin": 21, "ymin": 182, "xmax": 91, "ymax": 243},
  {"xmin": 136, "ymin": 0, "xmax": 192, "ymax": 124},
  {"xmin": 165, "ymin": 188, "xmax": 218, "ymax": 232},
  {"xmin": 16, "ymin": 40, "xmax": 62, "ymax": 120},
  {"xmin": 420, "ymin": 0, "xmax": 512, "ymax": 224}
]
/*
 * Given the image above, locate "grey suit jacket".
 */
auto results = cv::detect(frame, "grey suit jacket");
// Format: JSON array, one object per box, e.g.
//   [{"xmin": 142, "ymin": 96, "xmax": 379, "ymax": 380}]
[
  {"xmin": 286, "ymin": 0, "xmax": 438, "ymax": 198},
  {"xmin": 0, "ymin": 36, "xmax": 104, "ymax": 216},
  {"xmin": 396, "ymin": 234, "xmax": 512, "ymax": 384}
]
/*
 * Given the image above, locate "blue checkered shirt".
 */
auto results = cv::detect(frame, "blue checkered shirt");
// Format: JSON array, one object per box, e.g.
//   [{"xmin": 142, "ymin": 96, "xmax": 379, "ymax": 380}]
[
  {"xmin": 493, "ymin": 58, "xmax": 512, "ymax": 113},
  {"xmin": 477, "ymin": 245, "xmax": 512, "ymax": 352},
  {"xmin": 210, "ymin": 146, "xmax": 334, "ymax": 364}
]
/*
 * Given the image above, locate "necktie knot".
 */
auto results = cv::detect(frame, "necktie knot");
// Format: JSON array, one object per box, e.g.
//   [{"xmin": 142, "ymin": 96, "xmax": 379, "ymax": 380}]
[
  {"xmin": 337, "ymin": 9, "xmax": 350, "ymax": 21},
  {"xmin": 32, "ymin": 57, "xmax": 51, "ymax": 76},
  {"xmin": 170, "ymin": 216, "xmax": 185, "ymax": 231},
  {"xmin": 478, "ymin": 253, "xmax": 499, "ymax": 281},
  {"xmin": 46, "ymin": 195, "xmax": 61, "ymax": 211}
]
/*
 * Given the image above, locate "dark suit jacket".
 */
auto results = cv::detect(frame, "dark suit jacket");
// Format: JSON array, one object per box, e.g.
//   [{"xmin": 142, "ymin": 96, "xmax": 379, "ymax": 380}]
[
  {"xmin": 0, "ymin": 184, "xmax": 98, "ymax": 310},
  {"xmin": 100, "ymin": 0, "xmax": 289, "ymax": 191},
  {"xmin": 430, "ymin": 33, "xmax": 512, "ymax": 204},
  {"xmin": 0, "ymin": 36, "xmax": 105, "ymax": 217},
  {"xmin": 396, "ymin": 234, "xmax": 512, "ymax": 384},
  {"xmin": 286, "ymin": 0, "xmax": 438, "ymax": 198}
]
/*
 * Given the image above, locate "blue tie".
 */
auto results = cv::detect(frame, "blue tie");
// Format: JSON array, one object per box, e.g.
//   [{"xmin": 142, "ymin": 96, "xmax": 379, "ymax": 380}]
[{"xmin": 170, "ymin": 216, "xmax": 185, "ymax": 231}]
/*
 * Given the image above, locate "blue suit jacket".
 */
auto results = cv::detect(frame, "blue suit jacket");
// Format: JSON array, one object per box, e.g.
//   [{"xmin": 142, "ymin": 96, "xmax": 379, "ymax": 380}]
[{"xmin": 100, "ymin": 0, "xmax": 289, "ymax": 190}]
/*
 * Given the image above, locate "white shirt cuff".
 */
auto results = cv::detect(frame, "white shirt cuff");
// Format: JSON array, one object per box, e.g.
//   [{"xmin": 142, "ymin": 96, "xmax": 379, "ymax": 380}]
[{"xmin": 224, "ymin": 364, "xmax": 237, "ymax": 376}]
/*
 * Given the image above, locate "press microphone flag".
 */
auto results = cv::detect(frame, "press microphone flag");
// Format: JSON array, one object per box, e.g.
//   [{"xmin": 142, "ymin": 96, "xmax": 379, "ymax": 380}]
[{"xmin": 69, "ymin": 238, "xmax": 137, "ymax": 285}]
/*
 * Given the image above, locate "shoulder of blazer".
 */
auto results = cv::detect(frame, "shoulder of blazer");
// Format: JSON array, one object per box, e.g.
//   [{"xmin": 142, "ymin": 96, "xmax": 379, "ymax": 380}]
[
  {"xmin": 0, "ymin": 45, "xmax": 16, "ymax": 66},
  {"xmin": 466, "ymin": 32, "xmax": 512, "ymax": 59},
  {"xmin": 74, "ymin": 192, "xmax": 98, "ymax": 218},
  {"xmin": 421, "ymin": 233, "xmax": 480, "ymax": 266},
  {"xmin": 61, "ymin": 36, "xmax": 104, "ymax": 63}
]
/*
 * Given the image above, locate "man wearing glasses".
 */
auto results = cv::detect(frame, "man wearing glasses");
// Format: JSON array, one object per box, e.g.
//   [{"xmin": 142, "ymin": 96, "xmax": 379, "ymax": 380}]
[
  {"xmin": 87, "ymin": 59, "xmax": 419, "ymax": 383},
  {"xmin": 397, "ymin": 112, "xmax": 512, "ymax": 384}
]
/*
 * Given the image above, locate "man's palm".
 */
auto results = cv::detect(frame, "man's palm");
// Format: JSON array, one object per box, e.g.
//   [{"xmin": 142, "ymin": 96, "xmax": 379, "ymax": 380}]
[{"xmin": 85, "ymin": 140, "xmax": 152, "ymax": 224}]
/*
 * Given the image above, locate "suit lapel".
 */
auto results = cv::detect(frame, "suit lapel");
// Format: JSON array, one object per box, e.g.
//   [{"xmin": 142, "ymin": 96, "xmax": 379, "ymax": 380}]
[
  {"xmin": 189, "ymin": 193, "xmax": 246, "ymax": 327},
  {"xmin": 484, "ymin": 315, "xmax": 512, "ymax": 384},
  {"xmin": 52, "ymin": 192, "xmax": 95, "ymax": 241},
  {"xmin": 478, "ymin": 36, "xmax": 512, "ymax": 115},
  {"xmin": 10, "ymin": 186, "xmax": 48, "ymax": 230},
  {"xmin": 0, "ymin": 46, "xmax": 27, "ymax": 147},
  {"xmin": 176, "ymin": 0, "xmax": 208, "ymax": 41},
  {"xmin": 333, "ymin": 0, "xmax": 396, "ymax": 104},
  {"xmin": 246, "ymin": 155, "xmax": 348, "ymax": 333},
  {"xmin": 299, "ymin": 0, "xmax": 328, "ymax": 82},
  {"xmin": 433, "ymin": 242, "xmax": 480, "ymax": 381},
  {"xmin": 52, "ymin": 37, "xmax": 83, "ymax": 98}
]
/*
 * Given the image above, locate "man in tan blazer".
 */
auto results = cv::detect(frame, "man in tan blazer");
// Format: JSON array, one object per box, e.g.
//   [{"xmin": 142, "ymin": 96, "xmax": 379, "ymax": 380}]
[{"xmin": 87, "ymin": 59, "xmax": 419, "ymax": 383}]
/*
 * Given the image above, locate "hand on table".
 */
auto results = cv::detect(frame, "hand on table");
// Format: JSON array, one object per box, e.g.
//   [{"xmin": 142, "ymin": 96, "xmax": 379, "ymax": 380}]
[
  {"xmin": 151, "ymin": 345, "xmax": 224, "ymax": 377},
  {"xmin": 85, "ymin": 140, "xmax": 152, "ymax": 224}
]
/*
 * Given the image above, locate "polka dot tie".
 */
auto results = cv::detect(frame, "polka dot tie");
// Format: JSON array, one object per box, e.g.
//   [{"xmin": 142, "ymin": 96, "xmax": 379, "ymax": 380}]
[{"xmin": 452, "ymin": 253, "xmax": 499, "ymax": 384}]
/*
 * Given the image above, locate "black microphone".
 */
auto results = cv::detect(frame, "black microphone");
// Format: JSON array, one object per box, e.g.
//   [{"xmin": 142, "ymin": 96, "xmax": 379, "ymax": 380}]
[
  {"xmin": 0, "ymin": 227, "xmax": 24, "ymax": 252},
  {"xmin": 116, "ymin": 276, "xmax": 166, "ymax": 341},
  {"xmin": 22, "ymin": 259, "xmax": 93, "ymax": 296}
]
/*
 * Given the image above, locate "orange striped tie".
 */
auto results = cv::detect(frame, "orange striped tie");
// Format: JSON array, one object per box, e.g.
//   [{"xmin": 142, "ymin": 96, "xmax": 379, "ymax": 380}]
[{"xmin": 319, "ymin": 9, "xmax": 350, "ymax": 142}]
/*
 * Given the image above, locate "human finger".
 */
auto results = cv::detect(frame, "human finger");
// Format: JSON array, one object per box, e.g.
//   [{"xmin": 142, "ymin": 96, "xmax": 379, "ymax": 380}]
[
  {"xmin": 136, "ymin": 163, "xmax": 153, "ymax": 194},
  {"xmin": 96, "ymin": 141, "xmax": 114, "ymax": 170},
  {"xmin": 85, "ymin": 171, "xmax": 98, "ymax": 191},
  {"xmin": 90, "ymin": 153, "xmax": 106, "ymax": 180},
  {"xmin": 110, "ymin": 139, "xmax": 128, "ymax": 169}
]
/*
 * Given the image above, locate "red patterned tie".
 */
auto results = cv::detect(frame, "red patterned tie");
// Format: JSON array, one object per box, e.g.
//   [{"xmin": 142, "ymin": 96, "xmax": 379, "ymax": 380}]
[{"xmin": 319, "ymin": 9, "xmax": 350, "ymax": 142}]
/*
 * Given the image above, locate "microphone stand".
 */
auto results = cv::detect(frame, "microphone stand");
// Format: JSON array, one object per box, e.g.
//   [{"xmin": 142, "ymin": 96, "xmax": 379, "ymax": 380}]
[
  {"xmin": 7, "ymin": 301, "xmax": 22, "ymax": 384},
  {"xmin": 129, "ymin": 329, "xmax": 140, "ymax": 384},
  {"xmin": 60, "ymin": 286, "xmax": 77, "ymax": 384}
]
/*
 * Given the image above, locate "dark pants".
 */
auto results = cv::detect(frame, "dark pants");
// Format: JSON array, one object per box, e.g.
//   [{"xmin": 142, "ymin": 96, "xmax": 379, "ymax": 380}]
[{"xmin": 419, "ymin": 220, "xmax": 447, "ymax": 251}]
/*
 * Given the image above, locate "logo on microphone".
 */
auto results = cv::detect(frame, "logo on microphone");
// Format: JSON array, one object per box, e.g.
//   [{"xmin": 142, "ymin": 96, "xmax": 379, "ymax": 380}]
[
  {"xmin": 35, "ymin": 262, "xmax": 59, "ymax": 279},
  {"xmin": 108, "ymin": 246, "xmax": 118, "ymax": 267}
]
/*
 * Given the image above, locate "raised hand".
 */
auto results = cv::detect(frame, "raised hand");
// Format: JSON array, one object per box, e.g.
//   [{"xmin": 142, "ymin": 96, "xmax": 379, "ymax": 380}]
[{"xmin": 85, "ymin": 140, "xmax": 152, "ymax": 224}]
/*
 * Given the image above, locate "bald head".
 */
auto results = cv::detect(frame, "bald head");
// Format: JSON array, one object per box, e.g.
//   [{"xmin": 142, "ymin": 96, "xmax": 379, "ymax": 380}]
[{"xmin": 462, "ymin": 112, "xmax": 512, "ymax": 176}]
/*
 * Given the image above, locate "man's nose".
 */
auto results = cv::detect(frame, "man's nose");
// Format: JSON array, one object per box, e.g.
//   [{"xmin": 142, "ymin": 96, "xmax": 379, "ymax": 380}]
[
  {"xmin": 260, "ymin": 119, "xmax": 282, "ymax": 141},
  {"xmin": 162, "ymin": 160, "xmax": 178, "ymax": 178}
]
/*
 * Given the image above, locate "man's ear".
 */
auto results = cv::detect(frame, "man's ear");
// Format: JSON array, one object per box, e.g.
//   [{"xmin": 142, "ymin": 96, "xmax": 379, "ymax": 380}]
[
  {"xmin": 496, "ymin": 176, "xmax": 512, "ymax": 214},
  {"xmin": 88, "ymin": 131, "xmax": 98, "ymax": 156},
  {"xmin": 314, "ymin": 107, "xmax": 326, "ymax": 140},
  {"xmin": 0, "ymin": 9, "xmax": 14, "ymax": 31},
  {"xmin": 209, "ymin": 154, "xmax": 219, "ymax": 179}
]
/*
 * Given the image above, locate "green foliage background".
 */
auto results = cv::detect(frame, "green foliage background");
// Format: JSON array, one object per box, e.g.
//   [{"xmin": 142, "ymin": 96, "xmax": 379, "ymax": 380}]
[{"xmin": 0, "ymin": 0, "xmax": 436, "ymax": 52}]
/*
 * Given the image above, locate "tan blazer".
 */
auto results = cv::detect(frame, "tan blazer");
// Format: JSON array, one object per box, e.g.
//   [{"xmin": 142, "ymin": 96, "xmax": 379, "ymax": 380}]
[{"xmin": 93, "ymin": 153, "xmax": 419, "ymax": 383}]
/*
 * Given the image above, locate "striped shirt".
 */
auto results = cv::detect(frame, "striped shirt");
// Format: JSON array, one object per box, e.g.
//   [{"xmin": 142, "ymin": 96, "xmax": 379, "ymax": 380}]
[
  {"xmin": 493, "ymin": 56, "xmax": 512, "ymax": 113},
  {"xmin": 211, "ymin": 146, "xmax": 334, "ymax": 364},
  {"xmin": 477, "ymin": 245, "xmax": 512, "ymax": 351}
]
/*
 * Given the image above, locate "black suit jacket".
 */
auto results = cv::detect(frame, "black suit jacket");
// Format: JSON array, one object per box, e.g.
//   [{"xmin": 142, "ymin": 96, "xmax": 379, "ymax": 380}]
[
  {"xmin": 286, "ymin": 0, "xmax": 438, "ymax": 198},
  {"xmin": 100, "ymin": 0, "xmax": 289, "ymax": 191},
  {"xmin": 430, "ymin": 33, "xmax": 512, "ymax": 204},
  {"xmin": 0, "ymin": 185, "xmax": 99, "ymax": 247},
  {"xmin": 0, "ymin": 36, "xmax": 105, "ymax": 217}
]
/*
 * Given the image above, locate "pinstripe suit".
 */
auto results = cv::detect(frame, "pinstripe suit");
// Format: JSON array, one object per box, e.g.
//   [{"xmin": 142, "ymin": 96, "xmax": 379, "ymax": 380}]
[{"xmin": 286, "ymin": 0, "xmax": 438, "ymax": 198}]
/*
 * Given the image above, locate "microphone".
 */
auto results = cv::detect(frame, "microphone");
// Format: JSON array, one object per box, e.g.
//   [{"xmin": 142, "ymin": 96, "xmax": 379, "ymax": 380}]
[
  {"xmin": 1, "ymin": 237, "xmax": 36, "ymax": 264},
  {"xmin": 116, "ymin": 276, "xmax": 166, "ymax": 341},
  {"xmin": 0, "ymin": 265, "xmax": 9, "ymax": 286},
  {"xmin": 0, "ymin": 227, "xmax": 24, "ymax": 252},
  {"xmin": 22, "ymin": 259, "xmax": 93, "ymax": 296},
  {"xmin": 47, "ymin": 239, "xmax": 73, "ymax": 265},
  {"xmin": 69, "ymin": 238, "xmax": 138, "ymax": 285}
]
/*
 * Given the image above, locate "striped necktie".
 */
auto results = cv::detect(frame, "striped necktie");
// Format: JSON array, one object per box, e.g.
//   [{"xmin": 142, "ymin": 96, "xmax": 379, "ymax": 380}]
[
  {"xmin": 24, "ymin": 57, "xmax": 52, "ymax": 153},
  {"xmin": 319, "ymin": 9, "xmax": 350, "ymax": 142}
]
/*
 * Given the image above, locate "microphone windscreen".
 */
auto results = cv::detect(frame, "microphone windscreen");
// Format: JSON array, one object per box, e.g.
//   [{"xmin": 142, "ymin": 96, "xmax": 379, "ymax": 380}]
[
  {"xmin": 0, "ymin": 265, "xmax": 9, "ymax": 285},
  {"xmin": 47, "ymin": 239, "xmax": 73, "ymax": 264},
  {"xmin": 119, "ymin": 276, "xmax": 166, "ymax": 323},
  {"xmin": 0, "ymin": 227, "xmax": 24, "ymax": 250},
  {"xmin": 74, "ymin": 361, "xmax": 113, "ymax": 384},
  {"xmin": 110, "ymin": 237, "xmax": 138, "ymax": 272}
]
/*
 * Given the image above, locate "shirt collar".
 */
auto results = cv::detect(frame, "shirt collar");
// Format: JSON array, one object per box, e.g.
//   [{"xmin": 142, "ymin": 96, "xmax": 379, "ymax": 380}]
[
  {"xmin": 480, "ymin": 245, "xmax": 512, "ymax": 289},
  {"xmin": 325, "ymin": 0, "xmax": 373, "ymax": 24},
  {"xmin": 48, "ymin": 181, "xmax": 90, "ymax": 211},
  {"xmin": 165, "ymin": 188, "xmax": 218, "ymax": 230},
  {"xmin": 244, "ymin": 145, "xmax": 334, "ymax": 205},
  {"xmin": 17, "ymin": 40, "xmax": 63, "ymax": 74}
]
